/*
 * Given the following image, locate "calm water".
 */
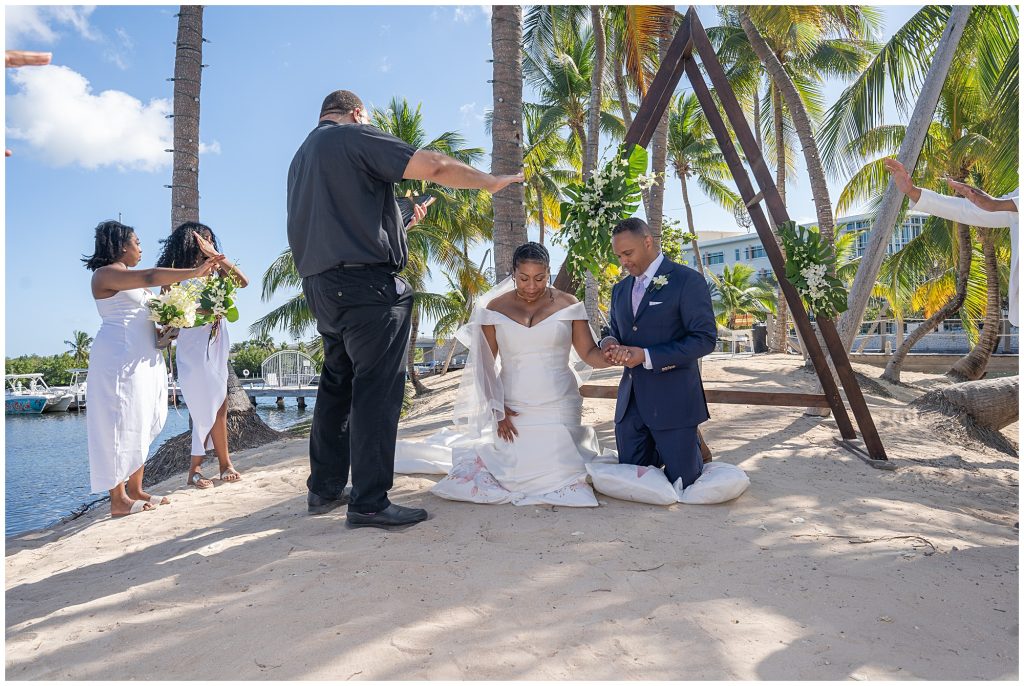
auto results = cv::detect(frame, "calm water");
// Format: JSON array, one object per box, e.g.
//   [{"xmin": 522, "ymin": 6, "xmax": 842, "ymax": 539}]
[{"xmin": 5, "ymin": 399, "xmax": 315, "ymax": 537}]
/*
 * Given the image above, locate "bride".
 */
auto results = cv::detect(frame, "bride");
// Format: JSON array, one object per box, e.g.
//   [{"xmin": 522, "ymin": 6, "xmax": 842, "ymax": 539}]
[{"xmin": 394, "ymin": 242, "xmax": 618, "ymax": 506}]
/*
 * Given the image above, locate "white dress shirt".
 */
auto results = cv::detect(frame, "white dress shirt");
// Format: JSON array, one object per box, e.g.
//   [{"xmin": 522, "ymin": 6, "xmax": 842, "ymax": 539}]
[{"xmin": 910, "ymin": 188, "xmax": 1019, "ymax": 327}]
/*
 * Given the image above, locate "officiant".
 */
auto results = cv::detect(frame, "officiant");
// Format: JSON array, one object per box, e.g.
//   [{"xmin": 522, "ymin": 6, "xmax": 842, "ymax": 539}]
[{"xmin": 287, "ymin": 89, "xmax": 522, "ymax": 529}]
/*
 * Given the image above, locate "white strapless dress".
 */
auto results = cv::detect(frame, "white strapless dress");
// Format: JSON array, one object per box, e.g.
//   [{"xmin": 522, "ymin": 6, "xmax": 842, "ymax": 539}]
[
  {"xmin": 86, "ymin": 288, "xmax": 168, "ymax": 492},
  {"xmin": 394, "ymin": 302, "xmax": 616, "ymax": 507}
]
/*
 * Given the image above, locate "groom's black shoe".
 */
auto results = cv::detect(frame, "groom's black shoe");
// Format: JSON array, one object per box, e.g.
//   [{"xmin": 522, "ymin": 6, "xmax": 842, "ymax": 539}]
[
  {"xmin": 346, "ymin": 504, "xmax": 428, "ymax": 530},
  {"xmin": 307, "ymin": 487, "xmax": 352, "ymax": 515}
]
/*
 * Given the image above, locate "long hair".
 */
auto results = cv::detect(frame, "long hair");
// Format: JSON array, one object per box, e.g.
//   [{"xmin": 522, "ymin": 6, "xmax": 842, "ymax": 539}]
[
  {"xmin": 82, "ymin": 220, "xmax": 136, "ymax": 271},
  {"xmin": 154, "ymin": 221, "xmax": 220, "ymax": 269}
]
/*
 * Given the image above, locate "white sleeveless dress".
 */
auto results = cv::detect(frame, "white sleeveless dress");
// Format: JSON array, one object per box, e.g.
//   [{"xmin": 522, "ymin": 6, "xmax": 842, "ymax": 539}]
[
  {"xmin": 395, "ymin": 302, "xmax": 616, "ymax": 506},
  {"xmin": 86, "ymin": 289, "xmax": 168, "ymax": 492},
  {"xmin": 175, "ymin": 318, "xmax": 230, "ymax": 456}
]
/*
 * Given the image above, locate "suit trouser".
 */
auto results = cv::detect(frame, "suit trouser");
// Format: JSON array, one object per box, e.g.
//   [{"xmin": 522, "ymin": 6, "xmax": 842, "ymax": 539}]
[
  {"xmin": 302, "ymin": 266, "xmax": 412, "ymax": 514},
  {"xmin": 615, "ymin": 389, "xmax": 703, "ymax": 488}
]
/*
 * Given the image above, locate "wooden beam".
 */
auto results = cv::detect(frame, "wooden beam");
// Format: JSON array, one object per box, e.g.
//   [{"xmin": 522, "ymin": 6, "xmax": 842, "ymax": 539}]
[
  {"xmin": 580, "ymin": 385, "xmax": 832, "ymax": 408},
  {"xmin": 623, "ymin": 12, "xmax": 693, "ymax": 150},
  {"xmin": 681, "ymin": 54, "xmax": 857, "ymax": 440},
  {"xmin": 687, "ymin": 8, "xmax": 887, "ymax": 461}
]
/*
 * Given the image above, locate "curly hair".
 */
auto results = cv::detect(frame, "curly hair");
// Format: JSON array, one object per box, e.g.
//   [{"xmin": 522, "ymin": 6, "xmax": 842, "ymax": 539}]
[
  {"xmin": 511, "ymin": 241, "xmax": 550, "ymax": 271},
  {"xmin": 154, "ymin": 221, "xmax": 219, "ymax": 269},
  {"xmin": 82, "ymin": 220, "xmax": 136, "ymax": 271}
]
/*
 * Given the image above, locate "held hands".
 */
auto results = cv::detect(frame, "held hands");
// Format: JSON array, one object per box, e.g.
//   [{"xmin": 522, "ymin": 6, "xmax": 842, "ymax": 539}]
[
  {"xmin": 602, "ymin": 343, "xmax": 645, "ymax": 368},
  {"xmin": 496, "ymin": 406, "xmax": 519, "ymax": 443}
]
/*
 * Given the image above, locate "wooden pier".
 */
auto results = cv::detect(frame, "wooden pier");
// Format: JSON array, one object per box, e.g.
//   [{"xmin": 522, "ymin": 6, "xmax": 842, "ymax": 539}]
[{"xmin": 169, "ymin": 382, "xmax": 316, "ymax": 409}]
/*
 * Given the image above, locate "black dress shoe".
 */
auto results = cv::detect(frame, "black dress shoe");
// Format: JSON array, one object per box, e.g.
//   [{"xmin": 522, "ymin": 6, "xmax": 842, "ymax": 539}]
[
  {"xmin": 346, "ymin": 504, "xmax": 428, "ymax": 529},
  {"xmin": 307, "ymin": 487, "xmax": 352, "ymax": 515}
]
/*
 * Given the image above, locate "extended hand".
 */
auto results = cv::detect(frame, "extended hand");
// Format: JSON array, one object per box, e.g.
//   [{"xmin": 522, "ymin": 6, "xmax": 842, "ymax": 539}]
[
  {"xmin": 487, "ymin": 173, "xmax": 525, "ymax": 194},
  {"xmin": 497, "ymin": 406, "xmax": 519, "ymax": 442},
  {"xmin": 882, "ymin": 158, "xmax": 918, "ymax": 200},
  {"xmin": 945, "ymin": 178, "xmax": 1016, "ymax": 213},
  {"xmin": 6, "ymin": 50, "xmax": 51, "ymax": 68},
  {"xmin": 604, "ymin": 344, "xmax": 644, "ymax": 368}
]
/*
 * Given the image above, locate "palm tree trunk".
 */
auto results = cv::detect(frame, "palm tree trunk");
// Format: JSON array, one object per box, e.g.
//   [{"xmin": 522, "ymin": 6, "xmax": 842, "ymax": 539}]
[
  {"xmin": 581, "ymin": 5, "xmax": 606, "ymax": 336},
  {"xmin": 679, "ymin": 172, "xmax": 704, "ymax": 276},
  {"xmin": 171, "ymin": 5, "xmax": 202, "ymax": 231},
  {"xmin": 490, "ymin": 5, "xmax": 527, "ymax": 281},
  {"xmin": 837, "ymin": 6, "xmax": 971, "ymax": 350},
  {"xmin": 883, "ymin": 223, "xmax": 973, "ymax": 383},
  {"xmin": 406, "ymin": 308, "xmax": 429, "ymax": 395},
  {"xmin": 739, "ymin": 10, "xmax": 836, "ymax": 249},
  {"xmin": 646, "ymin": 24, "xmax": 672, "ymax": 253},
  {"xmin": 752, "ymin": 82, "xmax": 763, "ymax": 151},
  {"xmin": 615, "ymin": 65, "xmax": 651, "ymax": 215},
  {"xmin": 948, "ymin": 228, "xmax": 1001, "ymax": 380},
  {"xmin": 915, "ymin": 375, "xmax": 1019, "ymax": 431},
  {"xmin": 766, "ymin": 84, "xmax": 789, "ymax": 354}
]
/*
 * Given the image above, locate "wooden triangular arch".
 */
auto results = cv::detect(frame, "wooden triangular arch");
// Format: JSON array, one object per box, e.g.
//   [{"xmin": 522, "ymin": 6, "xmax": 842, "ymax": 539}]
[{"xmin": 581, "ymin": 7, "xmax": 888, "ymax": 465}]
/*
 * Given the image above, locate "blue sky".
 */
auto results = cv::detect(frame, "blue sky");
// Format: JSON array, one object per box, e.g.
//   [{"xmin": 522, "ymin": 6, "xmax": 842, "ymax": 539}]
[{"xmin": 4, "ymin": 4, "xmax": 922, "ymax": 357}]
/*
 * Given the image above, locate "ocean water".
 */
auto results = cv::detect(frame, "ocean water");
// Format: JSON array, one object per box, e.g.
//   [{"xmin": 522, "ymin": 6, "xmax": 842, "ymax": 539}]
[{"xmin": 5, "ymin": 399, "xmax": 315, "ymax": 537}]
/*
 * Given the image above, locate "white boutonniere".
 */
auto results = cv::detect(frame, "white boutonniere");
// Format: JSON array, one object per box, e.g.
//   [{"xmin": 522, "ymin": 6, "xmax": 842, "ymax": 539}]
[{"xmin": 650, "ymin": 275, "xmax": 669, "ymax": 291}]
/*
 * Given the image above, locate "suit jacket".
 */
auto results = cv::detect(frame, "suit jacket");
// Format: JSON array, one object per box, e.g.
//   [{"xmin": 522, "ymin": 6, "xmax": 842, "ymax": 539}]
[{"xmin": 607, "ymin": 257, "xmax": 717, "ymax": 430}]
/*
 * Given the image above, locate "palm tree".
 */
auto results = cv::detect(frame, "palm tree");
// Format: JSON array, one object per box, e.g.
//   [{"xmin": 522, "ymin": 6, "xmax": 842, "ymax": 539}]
[
  {"xmin": 708, "ymin": 263, "xmax": 774, "ymax": 330},
  {"xmin": 714, "ymin": 6, "xmax": 878, "ymax": 353},
  {"xmin": 666, "ymin": 92, "xmax": 741, "ymax": 276},
  {"xmin": 521, "ymin": 104, "xmax": 577, "ymax": 246},
  {"xmin": 65, "ymin": 330, "xmax": 93, "ymax": 366},
  {"xmin": 490, "ymin": 4, "xmax": 527, "ymax": 281}
]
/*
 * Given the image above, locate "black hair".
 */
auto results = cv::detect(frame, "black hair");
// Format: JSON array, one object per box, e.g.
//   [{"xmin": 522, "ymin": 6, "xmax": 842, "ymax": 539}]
[
  {"xmin": 512, "ymin": 241, "xmax": 550, "ymax": 271},
  {"xmin": 82, "ymin": 220, "xmax": 136, "ymax": 271},
  {"xmin": 612, "ymin": 217, "xmax": 652, "ymax": 237},
  {"xmin": 320, "ymin": 89, "xmax": 364, "ymax": 117},
  {"xmin": 154, "ymin": 221, "xmax": 219, "ymax": 269}
]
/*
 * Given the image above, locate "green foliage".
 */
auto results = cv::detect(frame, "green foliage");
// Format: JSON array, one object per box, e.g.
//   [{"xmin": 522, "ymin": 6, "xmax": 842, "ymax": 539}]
[
  {"xmin": 195, "ymin": 273, "xmax": 240, "ymax": 326},
  {"xmin": 230, "ymin": 343, "xmax": 272, "ymax": 379},
  {"xmin": 659, "ymin": 218, "xmax": 687, "ymax": 264},
  {"xmin": 5, "ymin": 353, "xmax": 78, "ymax": 386},
  {"xmin": 557, "ymin": 144, "xmax": 648, "ymax": 279},
  {"xmin": 779, "ymin": 220, "xmax": 849, "ymax": 319}
]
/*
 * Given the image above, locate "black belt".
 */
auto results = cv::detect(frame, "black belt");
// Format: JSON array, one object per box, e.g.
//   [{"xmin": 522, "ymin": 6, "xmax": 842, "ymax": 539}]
[{"xmin": 334, "ymin": 262, "xmax": 397, "ymax": 271}]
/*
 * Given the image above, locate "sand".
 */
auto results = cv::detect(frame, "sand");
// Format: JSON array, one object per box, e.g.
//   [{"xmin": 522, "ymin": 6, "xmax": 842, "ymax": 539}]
[{"xmin": 5, "ymin": 354, "xmax": 1018, "ymax": 680}]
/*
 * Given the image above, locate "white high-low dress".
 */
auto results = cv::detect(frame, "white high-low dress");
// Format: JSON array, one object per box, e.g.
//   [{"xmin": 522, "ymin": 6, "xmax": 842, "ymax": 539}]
[
  {"xmin": 175, "ymin": 319, "xmax": 230, "ymax": 456},
  {"xmin": 395, "ymin": 297, "xmax": 616, "ymax": 507},
  {"xmin": 86, "ymin": 289, "xmax": 168, "ymax": 492}
]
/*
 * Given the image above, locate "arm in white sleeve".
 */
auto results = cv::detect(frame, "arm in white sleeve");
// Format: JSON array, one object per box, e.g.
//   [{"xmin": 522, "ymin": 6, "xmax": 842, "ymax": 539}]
[{"xmin": 911, "ymin": 188, "xmax": 1016, "ymax": 228}]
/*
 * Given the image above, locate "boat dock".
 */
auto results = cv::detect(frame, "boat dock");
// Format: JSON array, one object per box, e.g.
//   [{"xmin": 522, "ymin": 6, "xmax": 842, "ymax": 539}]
[{"xmin": 169, "ymin": 381, "xmax": 315, "ymax": 408}]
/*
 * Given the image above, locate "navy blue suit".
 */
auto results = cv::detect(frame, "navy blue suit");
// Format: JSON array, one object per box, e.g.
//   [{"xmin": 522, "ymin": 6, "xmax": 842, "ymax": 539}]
[{"xmin": 606, "ymin": 257, "xmax": 717, "ymax": 487}]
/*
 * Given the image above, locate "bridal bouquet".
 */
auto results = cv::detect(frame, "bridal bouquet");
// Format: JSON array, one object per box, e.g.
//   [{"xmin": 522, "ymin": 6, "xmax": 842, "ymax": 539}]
[
  {"xmin": 193, "ymin": 273, "xmax": 240, "ymax": 343},
  {"xmin": 148, "ymin": 282, "xmax": 200, "ymax": 348}
]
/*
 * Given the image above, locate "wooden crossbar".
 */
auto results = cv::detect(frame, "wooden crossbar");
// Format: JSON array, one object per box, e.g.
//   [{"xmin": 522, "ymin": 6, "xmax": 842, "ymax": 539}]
[{"xmin": 580, "ymin": 385, "xmax": 832, "ymax": 408}]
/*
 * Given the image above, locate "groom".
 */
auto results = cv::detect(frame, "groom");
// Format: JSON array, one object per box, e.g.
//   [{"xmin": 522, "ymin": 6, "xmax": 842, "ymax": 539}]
[{"xmin": 600, "ymin": 218, "xmax": 717, "ymax": 488}]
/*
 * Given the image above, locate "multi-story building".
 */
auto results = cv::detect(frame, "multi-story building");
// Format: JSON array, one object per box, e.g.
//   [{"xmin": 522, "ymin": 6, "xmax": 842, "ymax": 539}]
[{"xmin": 678, "ymin": 211, "xmax": 929, "ymax": 281}]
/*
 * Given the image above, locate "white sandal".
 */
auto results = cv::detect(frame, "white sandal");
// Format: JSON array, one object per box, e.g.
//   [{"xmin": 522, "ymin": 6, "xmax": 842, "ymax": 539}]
[
  {"xmin": 147, "ymin": 494, "xmax": 169, "ymax": 506},
  {"xmin": 219, "ymin": 468, "xmax": 242, "ymax": 482},
  {"xmin": 114, "ymin": 499, "xmax": 152, "ymax": 517}
]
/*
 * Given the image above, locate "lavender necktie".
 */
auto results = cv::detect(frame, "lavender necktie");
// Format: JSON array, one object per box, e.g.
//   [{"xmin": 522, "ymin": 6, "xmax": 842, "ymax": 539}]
[{"xmin": 632, "ymin": 276, "xmax": 647, "ymax": 316}]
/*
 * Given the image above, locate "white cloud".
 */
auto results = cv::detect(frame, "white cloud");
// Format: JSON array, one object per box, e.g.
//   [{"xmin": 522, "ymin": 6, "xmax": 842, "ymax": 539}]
[
  {"xmin": 379, "ymin": 24, "xmax": 391, "ymax": 36},
  {"xmin": 103, "ymin": 27, "xmax": 135, "ymax": 70},
  {"xmin": 459, "ymin": 102, "xmax": 485, "ymax": 124},
  {"xmin": 5, "ymin": 6, "xmax": 97, "ymax": 45},
  {"xmin": 453, "ymin": 7, "xmax": 473, "ymax": 23},
  {"xmin": 479, "ymin": 5, "xmax": 492, "ymax": 19},
  {"xmin": 379, "ymin": 56, "xmax": 391, "ymax": 73},
  {"xmin": 6, "ymin": 65, "xmax": 218, "ymax": 171}
]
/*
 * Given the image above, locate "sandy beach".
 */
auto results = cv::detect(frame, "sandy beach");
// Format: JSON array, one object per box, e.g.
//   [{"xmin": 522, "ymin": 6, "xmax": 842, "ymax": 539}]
[{"xmin": 5, "ymin": 354, "xmax": 1018, "ymax": 680}]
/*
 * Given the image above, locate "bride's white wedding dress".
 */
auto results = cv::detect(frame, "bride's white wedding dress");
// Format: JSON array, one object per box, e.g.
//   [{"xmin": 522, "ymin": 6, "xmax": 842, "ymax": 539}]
[{"xmin": 394, "ymin": 288, "xmax": 616, "ymax": 507}]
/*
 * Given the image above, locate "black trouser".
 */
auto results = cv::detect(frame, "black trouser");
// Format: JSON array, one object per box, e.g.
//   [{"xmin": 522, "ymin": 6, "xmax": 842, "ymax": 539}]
[{"xmin": 302, "ymin": 265, "xmax": 413, "ymax": 513}]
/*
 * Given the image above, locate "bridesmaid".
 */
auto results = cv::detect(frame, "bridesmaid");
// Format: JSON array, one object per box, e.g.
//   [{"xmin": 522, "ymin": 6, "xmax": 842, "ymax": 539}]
[
  {"xmin": 83, "ymin": 220, "xmax": 220, "ymax": 517},
  {"xmin": 154, "ymin": 222, "xmax": 249, "ymax": 489}
]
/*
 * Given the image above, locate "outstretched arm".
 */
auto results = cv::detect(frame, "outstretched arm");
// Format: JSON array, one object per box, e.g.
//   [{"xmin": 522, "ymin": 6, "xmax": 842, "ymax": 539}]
[{"xmin": 403, "ymin": 149, "xmax": 523, "ymax": 193}]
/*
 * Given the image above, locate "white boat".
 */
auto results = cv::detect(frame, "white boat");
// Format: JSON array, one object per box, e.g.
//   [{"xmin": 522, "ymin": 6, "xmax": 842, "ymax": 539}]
[
  {"xmin": 53, "ymin": 368, "xmax": 88, "ymax": 411},
  {"xmin": 5, "ymin": 374, "xmax": 75, "ymax": 414}
]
